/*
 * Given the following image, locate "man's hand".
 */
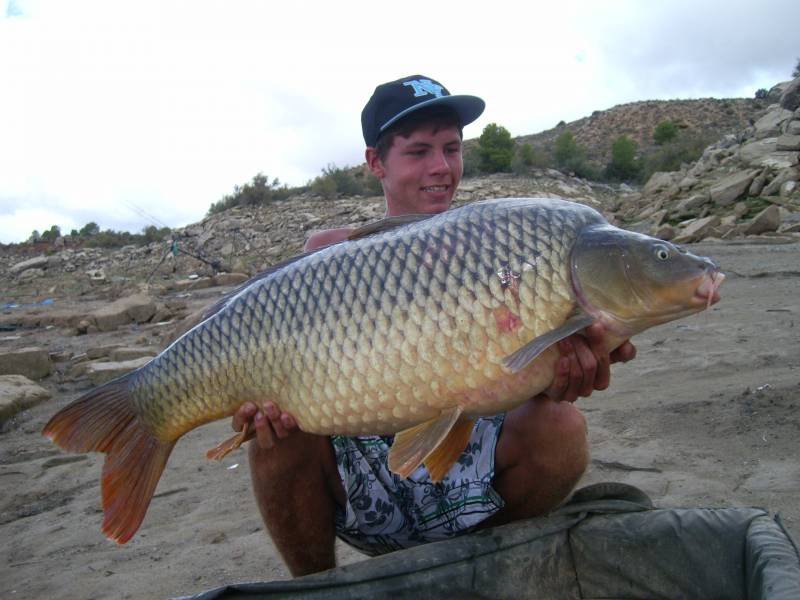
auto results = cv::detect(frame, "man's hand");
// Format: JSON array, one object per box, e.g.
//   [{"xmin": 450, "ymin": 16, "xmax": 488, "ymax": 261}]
[
  {"xmin": 543, "ymin": 322, "xmax": 636, "ymax": 403},
  {"xmin": 232, "ymin": 401, "xmax": 299, "ymax": 449}
]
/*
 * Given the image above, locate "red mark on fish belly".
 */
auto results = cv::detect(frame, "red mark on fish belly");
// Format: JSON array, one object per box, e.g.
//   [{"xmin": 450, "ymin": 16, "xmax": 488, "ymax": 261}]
[{"xmin": 493, "ymin": 306, "xmax": 522, "ymax": 333}]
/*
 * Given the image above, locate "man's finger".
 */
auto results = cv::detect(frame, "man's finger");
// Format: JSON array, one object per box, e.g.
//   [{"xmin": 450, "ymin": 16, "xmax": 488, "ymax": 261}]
[
  {"xmin": 545, "ymin": 356, "xmax": 570, "ymax": 400},
  {"xmin": 563, "ymin": 352, "xmax": 582, "ymax": 403},
  {"xmin": 610, "ymin": 340, "xmax": 637, "ymax": 363},
  {"xmin": 232, "ymin": 402, "xmax": 258, "ymax": 432},
  {"xmin": 254, "ymin": 410, "xmax": 276, "ymax": 450}
]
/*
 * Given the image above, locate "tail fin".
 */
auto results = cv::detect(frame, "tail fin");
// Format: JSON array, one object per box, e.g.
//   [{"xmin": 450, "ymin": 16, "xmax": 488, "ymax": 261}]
[{"xmin": 42, "ymin": 374, "xmax": 175, "ymax": 544}]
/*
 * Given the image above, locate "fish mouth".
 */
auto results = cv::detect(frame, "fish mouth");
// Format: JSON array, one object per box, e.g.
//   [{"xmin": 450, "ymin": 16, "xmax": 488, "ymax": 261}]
[{"xmin": 693, "ymin": 271, "xmax": 725, "ymax": 308}]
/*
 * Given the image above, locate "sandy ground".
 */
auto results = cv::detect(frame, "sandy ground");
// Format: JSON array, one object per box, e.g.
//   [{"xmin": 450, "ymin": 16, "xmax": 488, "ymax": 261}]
[{"xmin": 1, "ymin": 240, "xmax": 798, "ymax": 599}]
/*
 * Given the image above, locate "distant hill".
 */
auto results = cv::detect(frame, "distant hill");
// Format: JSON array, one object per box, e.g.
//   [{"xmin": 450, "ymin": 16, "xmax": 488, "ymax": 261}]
[{"xmin": 511, "ymin": 96, "xmax": 768, "ymax": 168}]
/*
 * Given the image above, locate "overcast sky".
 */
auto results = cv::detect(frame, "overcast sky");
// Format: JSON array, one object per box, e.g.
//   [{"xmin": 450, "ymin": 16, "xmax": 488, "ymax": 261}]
[{"xmin": 1, "ymin": 0, "xmax": 798, "ymax": 244}]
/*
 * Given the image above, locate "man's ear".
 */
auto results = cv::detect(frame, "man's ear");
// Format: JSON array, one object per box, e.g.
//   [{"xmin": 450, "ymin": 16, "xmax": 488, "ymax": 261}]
[{"xmin": 365, "ymin": 147, "xmax": 385, "ymax": 179}]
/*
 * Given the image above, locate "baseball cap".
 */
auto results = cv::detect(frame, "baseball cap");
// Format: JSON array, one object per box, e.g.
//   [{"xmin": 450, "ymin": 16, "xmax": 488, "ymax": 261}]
[{"xmin": 361, "ymin": 75, "xmax": 485, "ymax": 147}]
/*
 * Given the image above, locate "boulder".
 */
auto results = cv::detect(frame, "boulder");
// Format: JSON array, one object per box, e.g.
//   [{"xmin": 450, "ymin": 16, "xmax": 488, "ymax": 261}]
[
  {"xmin": 743, "ymin": 205, "xmax": 781, "ymax": 235},
  {"xmin": 90, "ymin": 294, "xmax": 156, "ymax": 332},
  {"xmin": 674, "ymin": 194, "xmax": 710, "ymax": 215},
  {"xmin": 643, "ymin": 172, "xmax": 678, "ymax": 195},
  {"xmin": 653, "ymin": 224, "xmax": 676, "ymax": 240},
  {"xmin": 212, "ymin": 272, "xmax": 250, "ymax": 287},
  {"xmin": 762, "ymin": 167, "xmax": 800, "ymax": 196},
  {"xmin": 85, "ymin": 356, "xmax": 152, "ymax": 385},
  {"xmin": 738, "ymin": 138, "xmax": 777, "ymax": 165},
  {"xmin": 760, "ymin": 152, "xmax": 799, "ymax": 170},
  {"xmin": 781, "ymin": 181, "xmax": 798, "ymax": 197},
  {"xmin": 748, "ymin": 169, "xmax": 768, "ymax": 196},
  {"xmin": 776, "ymin": 134, "xmax": 800, "ymax": 151},
  {"xmin": 10, "ymin": 255, "xmax": 48, "ymax": 275},
  {"xmin": 779, "ymin": 77, "xmax": 800, "ymax": 111},
  {"xmin": 0, "ymin": 375, "xmax": 51, "ymax": 421},
  {"xmin": 788, "ymin": 120, "xmax": 800, "ymax": 136},
  {"xmin": 0, "ymin": 347, "xmax": 53, "ymax": 379},
  {"xmin": 709, "ymin": 170, "xmax": 759, "ymax": 206},
  {"xmin": 86, "ymin": 344, "xmax": 124, "ymax": 359},
  {"xmin": 110, "ymin": 346, "xmax": 158, "ymax": 361},
  {"xmin": 752, "ymin": 108, "xmax": 794, "ymax": 139},
  {"xmin": 673, "ymin": 215, "xmax": 721, "ymax": 243}
]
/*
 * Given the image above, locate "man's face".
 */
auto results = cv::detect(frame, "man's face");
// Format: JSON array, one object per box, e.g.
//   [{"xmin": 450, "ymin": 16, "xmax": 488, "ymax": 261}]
[{"xmin": 368, "ymin": 124, "xmax": 463, "ymax": 216}]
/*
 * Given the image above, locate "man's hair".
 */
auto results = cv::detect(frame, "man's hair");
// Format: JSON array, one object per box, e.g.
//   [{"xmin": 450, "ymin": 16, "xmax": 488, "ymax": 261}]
[{"xmin": 374, "ymin": 106, "xmax": 463, "ymax": 161}]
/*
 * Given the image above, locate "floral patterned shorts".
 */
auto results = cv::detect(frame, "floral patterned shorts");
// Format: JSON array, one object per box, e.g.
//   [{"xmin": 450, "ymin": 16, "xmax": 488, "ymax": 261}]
[{"xmin": 331, "ymin": 414, "xmax": 506, "ymax": 556}]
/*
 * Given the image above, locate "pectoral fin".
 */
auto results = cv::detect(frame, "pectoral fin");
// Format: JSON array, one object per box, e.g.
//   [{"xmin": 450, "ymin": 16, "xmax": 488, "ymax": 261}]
[
  {"xmin": 388, "ymin": 407, "xmax": 463, "ymax": 479},
  {"xmin": 502, "ymin": 312, "xmax": 595, "ymax": 373},
  {"xmin": 423, "ymin": 418, "xmax": 477, "ymax": 482}
]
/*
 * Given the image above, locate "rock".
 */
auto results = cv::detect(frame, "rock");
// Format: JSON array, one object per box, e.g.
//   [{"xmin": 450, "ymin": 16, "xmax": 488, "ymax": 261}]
[
  {"xmin": 673, "ymin": 215, "xmax": 721, "ymax": 243},
  {"xmin": 776, "ymin": 134, "xmax": 800, "ymax": 151},
  {"xmin": 0, "ymin": 375, "xmax": 51, "ymax": 421},
  {"xmin": 643, "ymin": 172, "xmax": 678, "ymax": 195},
  {"xmin": 10, "ymin": 255, "xmax": 48, "ymax": 275},
  {"xmin": 85, "ymin": 356, "xmax": 152, "ymax": 385},
  {"xmin": 87, "ymin": 344, "xmax": 124, "ymax": 359},
  {"xmin": 18, "ymin": 268, "xmax": 45, "ymax": 281},
  {"xmin": 86, "ymin": 268, "xmax": 106, "ymax": 282},
  {"xmin": 675, "ymin": 194, "xmax": 710, "ymax": 215},
  {"xmin": 760, "ymin": 152, "xmax": 799, "ymax": 170},
  {"xmin": 743, "ymin": 205, "xmax": 781, "ymax": 235},
  {"xmin": 788, "ymin": 120, "xmax": 800, "ymax": 136},
  {"xmin": 733, "ymin": 202, "xmax": 749, "ymax": 218},
  {"xmin": 90, "ymin": 294, "xmax": 156, "ymax": 332},
  {"xmin": 752, "ymin": 108, "xmax": 794, "ymax": 139},
  {"xmin": 212, "ymin": 272, "xmax": 250, "ymax": 287},
  {"xmin": 780, "ymin": 77, "xmax": 800, "ymax": 111},
  {"xmin": 0, "ymin": 347, "xmax": 53, "ymax": 379},
  {"xmin": 762, "ymin": 167, "xmax": 800, "ymax": 196},
  {"xmin": 738, "ymin": 138, "xmax": 777, "ymax": 165},
  {"xmin": 653, "ymin": 224, "xmax": 676, "ymax": 240},
  {"xmin": 781, "ymin": 181, "xmax": 798, "ymax": 197},
  {"xmin": 748, "ymin": 169, "xmax": 768, "ymax": 196},
  {"xmin": 110, "ymin": 347, "xmax": 158, "ymax": 361},
  {"xmin": 709, "ymin": 170, "xmax": 758, "ymax": 206}
]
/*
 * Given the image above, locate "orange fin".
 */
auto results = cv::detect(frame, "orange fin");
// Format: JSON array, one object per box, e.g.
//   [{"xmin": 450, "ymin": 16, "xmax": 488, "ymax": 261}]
[
  {"xmin": 206, "ymin": 424, "xmax": 254, "ymax": 461},
  {"xmin": 42, "ymin": 374, "xmax": 174, "ymax": 544},
  {"xmin": 423, "ymin": 418, "xmax": 476, "ymax": 482},
  {"xmin": 388, "ymin": 407, "xmax": 462, "ymax": 479}
]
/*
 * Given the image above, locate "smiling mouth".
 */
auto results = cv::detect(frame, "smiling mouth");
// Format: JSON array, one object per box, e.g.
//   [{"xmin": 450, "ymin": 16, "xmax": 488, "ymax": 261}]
[{"xmin": 421, "ymin": 185, "xmax": 449, "ymax": 193}]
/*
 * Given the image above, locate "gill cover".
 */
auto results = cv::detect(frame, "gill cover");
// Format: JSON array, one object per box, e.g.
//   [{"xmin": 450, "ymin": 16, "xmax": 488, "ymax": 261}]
[{"xmin": 570, "ymin": 225, "xmax": 718, "ymax": 335}]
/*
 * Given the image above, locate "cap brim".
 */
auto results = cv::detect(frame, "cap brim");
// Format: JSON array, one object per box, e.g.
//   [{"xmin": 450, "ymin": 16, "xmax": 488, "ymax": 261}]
[{"xmin": 379, "ymin": 94, "xmax": 486, "ymax": 135}]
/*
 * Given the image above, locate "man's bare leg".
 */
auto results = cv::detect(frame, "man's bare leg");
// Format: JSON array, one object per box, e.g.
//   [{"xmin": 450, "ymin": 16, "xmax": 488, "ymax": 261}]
[
  {"xmin": 248, "ymin": 431, "xmax": 346, "ymax": 576},
  {"xmin": 479, "ymin": 397, "xmax": 589, "ymax": 528}
]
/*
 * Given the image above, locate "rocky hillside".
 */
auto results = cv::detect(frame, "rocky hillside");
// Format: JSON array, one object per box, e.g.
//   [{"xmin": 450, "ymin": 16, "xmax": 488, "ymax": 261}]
[{"xmin": 2, "ymin": 78, "xmax": 798, "ymax": 312}]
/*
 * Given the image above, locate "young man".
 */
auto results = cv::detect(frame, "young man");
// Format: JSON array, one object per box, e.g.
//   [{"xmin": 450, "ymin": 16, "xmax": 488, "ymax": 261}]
[{"xmin": 232, "ymin": 75, "xmax": 636, "ymax": 576}]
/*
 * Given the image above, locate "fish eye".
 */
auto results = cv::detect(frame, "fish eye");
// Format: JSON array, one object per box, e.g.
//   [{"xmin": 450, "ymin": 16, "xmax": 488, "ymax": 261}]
[{"xmin": 654, "ymin": 244, "xmax": 670, "ymax": 261}]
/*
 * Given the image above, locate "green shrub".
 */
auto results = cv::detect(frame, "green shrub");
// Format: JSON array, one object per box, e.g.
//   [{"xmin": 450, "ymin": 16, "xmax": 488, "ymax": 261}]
[
  {"xmin": 462, "ymin": 146, "xmax": 482, "ymax": 177},
  {"xmin": 754, "ymin": 88, "xmax": 768, "ymax": 100},
  {"xmin": 641, "ymin": 132, "xmax": 712, "ymax": 182},
  {"xmin": 311, "ymin": 164, "xmax": 367, "ymax": 199},
  {"xmin": 554, "ymin": 131, "xmax": 580, "ymax": 166},
  {"xmin": 40, "ymin": 225, "xmax": 61, "ymax": 242},
  {"xmin": 653, "ymin": 120, "xmax": 678, "ymax": 145},
  {"xmin": 79, "ymin": 222, "xmax": 100, "ymax": 237},
  {"xmin": 793, "ymin": 57, "xmax": 800, "ymax": 78},
  {"xmin": 208, "ymin": 172, "xmax": 291, "ymax": 215},
  {"xmin": 605, "ymin": 135, "xmax": 642, "ymax": 181},
  {"xmin": 478, "ymin": 123, "xmax": 515, "ymax": 172}
]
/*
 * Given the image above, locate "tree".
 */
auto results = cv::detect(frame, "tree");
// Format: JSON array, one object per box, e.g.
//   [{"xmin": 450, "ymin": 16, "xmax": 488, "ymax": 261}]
[
  {"xmin": 478, "ymin": 123, "xmax": 515, "ymax": 172},
  {"xmin": 754, "ymin": 88, "xmax": 768, "ymax": 100},
  {"xmin": 40, "ymin": 225, "xmax": 61, "ymax": 242},
  {"xmin": 653, "ymin": 120, "xmax": 678, "ymax": 145},
  {"xmin": 554, "ymin": 131, "xmax": 580, "ymax": 166},
  {"xmin": 606, "ymin": 136, "xmax": 641, "ymax": 181},
  {"xmin": 79, "ymin": 221, "xmax": 100, "ymax": 237},
  {"xmin": 794, "ymin": 57, "xmax": 800, "ymax": 78}
]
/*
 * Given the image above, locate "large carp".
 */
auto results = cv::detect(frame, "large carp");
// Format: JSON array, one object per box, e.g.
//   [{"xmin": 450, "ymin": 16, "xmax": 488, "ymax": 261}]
[{"xmin": 44, "ymin": 197, "xmax": 723, "ymax": 543}]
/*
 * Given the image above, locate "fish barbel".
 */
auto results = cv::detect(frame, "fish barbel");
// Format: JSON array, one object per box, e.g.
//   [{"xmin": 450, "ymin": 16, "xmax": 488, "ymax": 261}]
[{"xmin": 43, "ymin": 197, "xmax": 724, "ymax": 543}]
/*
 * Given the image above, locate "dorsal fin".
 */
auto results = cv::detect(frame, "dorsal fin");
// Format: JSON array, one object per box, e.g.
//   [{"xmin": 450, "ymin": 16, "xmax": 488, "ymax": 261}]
[{"xmin": 347, "ymin": 214, "xmax": 433, "ymax": 241}]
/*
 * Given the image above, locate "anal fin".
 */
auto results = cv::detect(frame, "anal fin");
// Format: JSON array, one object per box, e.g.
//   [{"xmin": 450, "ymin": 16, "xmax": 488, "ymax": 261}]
[
  {"xmin": 424, "ymin": 418, "xmax": 476, "ymax": 482},
  {"xmin": 206, "ymin": 423, "xmax": 254, "ymax": 461},
  {"xmin": 388, "ymin": 407, "xmax": 462, "ymax": 479}
]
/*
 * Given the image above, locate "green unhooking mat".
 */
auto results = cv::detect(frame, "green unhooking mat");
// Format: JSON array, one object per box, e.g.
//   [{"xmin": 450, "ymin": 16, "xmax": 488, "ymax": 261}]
[{"xmin": 178, "ymin": 483, "xmax": 800, "ymax": 599}]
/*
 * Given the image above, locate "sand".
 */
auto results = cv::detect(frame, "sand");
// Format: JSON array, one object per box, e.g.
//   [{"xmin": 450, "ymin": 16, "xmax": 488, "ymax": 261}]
[{"xmin": 1, "ymin": 240, "xmax": 798, "ymax": 599}]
